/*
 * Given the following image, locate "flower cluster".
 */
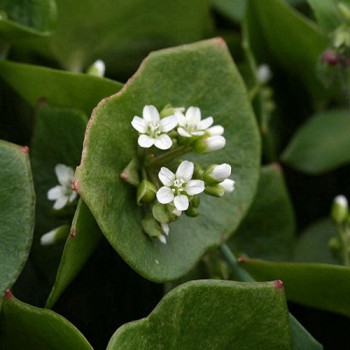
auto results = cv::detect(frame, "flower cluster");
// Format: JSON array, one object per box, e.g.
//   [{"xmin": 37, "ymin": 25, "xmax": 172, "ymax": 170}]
[{"xmin": 129, "ymin": 104, "xmax": 235, "ymax": 244}]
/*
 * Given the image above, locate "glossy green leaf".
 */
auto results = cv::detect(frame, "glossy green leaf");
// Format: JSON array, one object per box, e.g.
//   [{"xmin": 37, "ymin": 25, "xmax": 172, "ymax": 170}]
[
  {"xmin": 0, "ymin": 292, "xmax": 92, "ymax": 349},
  {"xmin": 46, "ymin": 199, "xmax": 102, "ymax": 308},
  {"xmin": 24, "ymin": 0, "xmax": 212, "ymax": 77},
  {"xmin": 306, "ymin": 0, "xmax": 343, "ymax": 33},
  {"xmin": 0, "ymin": 0, "xmax": 57, "ymax": 40},
  {"xmin": 282, "ymin": 110, "xmax": 350, "ymax": 174},
  {"xmin": 242, "ymin": 258, "xmax": 350, "ymax": 318},
  {"xmin": 213, "ymin": 0, "xmax": 246, "ymax": 22},
  {"xmin": 76, "ymin": 39, "xmax": 260, "ymax": 282},
  {"xmin": 0, "ymin": 140, "xmax": 35, "ymax": 297},
  {"xmin": 0, "ymin": 61, "xmax": 122, "ymax": 115},
  {"xmin": 293, "ymin": 218, "xmax": 340, "ymax": 264},
  {"xmin": 230, "ymin": 164, "xmax": 296, "ymax": 261},
  {"xmin": 107, "ymin": 280, "xmax": 293, "ymax": 350},
  {"xmin": 30, "ymin": 105, "xmax": 87, "ymax": 280},
  {"xmin": 246, "ymin": 0, "xmax": 328, "ymax": 104}
]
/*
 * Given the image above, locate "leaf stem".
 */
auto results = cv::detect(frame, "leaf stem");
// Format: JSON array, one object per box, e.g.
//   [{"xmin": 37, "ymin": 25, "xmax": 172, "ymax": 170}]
[
  {"xmin": 146, "ymin": 144, "xmax": 191, "ymax": 168},
  {"xmin": 337, "ymin": 223, "xmax": 350, "ymax": 266}
]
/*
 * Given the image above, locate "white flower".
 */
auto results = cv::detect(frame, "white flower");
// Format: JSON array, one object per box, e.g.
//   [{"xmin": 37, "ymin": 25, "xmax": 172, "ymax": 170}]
[
  {"xmin": 47, "ymin": 164, "xmax": 77, "ymax": 210},
  {"xmin": 334, "ymin": 195, "xmax": 348, "ymax": 208},
  {"xmin": 131, "ymin": 105, "xmax": 178, "ymax": 150},
  {"xmin": 205, "ymin": 164, "xmax": 231, "ymax": 183},
  {"xmin": 156, "ymin": 160, "xmax": 205, "ymax": 211},
  {"xmin": 195, "ymin": 135, "xmax": 226, "ymax": 153},
  {"xmin": 257, "ymin": 64, "xmax": 272, "ymax": 84},
  {"xmin": 40, "ymin": 228, "xmax": 57, "ymax": 246},
  {"xmin": 219, "ymin": 179, "xmax": 235, "ymax": 193},
  {"xmin": 176, "ymin": 106, "xmax": 214, "ymax": 137}
]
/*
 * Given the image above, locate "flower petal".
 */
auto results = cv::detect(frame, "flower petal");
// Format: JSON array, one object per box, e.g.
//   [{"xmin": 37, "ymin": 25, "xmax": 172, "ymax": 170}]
[
  {"xmin": 174, "ymin": 195, "xmax": 189, "ymax": 211},
  {"xmin": 158, "ymin": 234, "xmax": 167, "ymax": 244},
  {"xmin": 53, "ymin": 196, "xmax": 68, "ymax": 210},
  {"xmin": 160, "ymin": 115, "xmax": 178, "ymax": 132},
  {"xmin": 185, "ymin": 180, "xmax": 205, "ymax": 195},
  {"xmin": 69, "ymin": 191, "xmax": 78, "ymax": 203},
  {"xmin": 219, "ymin": 179, "xmax": 235, "ymax": 193},
  {"xmin": 158, "ymin": 167, "xmax": 175, "ymax": 186},
  {"xmin": 55, "ymin": 164, "xmax": 74, "ymax": 186},
  {"xmin": 138, "ymin": 134, "xmax": 154, "ymax": 148},
  {"xmin": 176, "ymin": 160, "xmax": 194, "ymax": 182},
  {"xmin": 47, "ymin": 186, "xmax": 64, "ymax": 200},
  {"xmin": 177, "ymin": 127, "xmax": 192, "ymax": 137},
  {"xmin": 207, "ymin": 125, "xmax": 224, "ymax": 136},
  {"xmin": 161, "ymin": 223, "xmax": 170, "ymax": 236},
  {"xmin": 143, "ymin": 105, "xmax": 160, "ymax": 122},
  {"xmin": 211, "ymin": 164, "xmax": 231, "ymax": 182},
  {"xmin": 198, "ymin": 116, "xmax": 213, "ymax": 130},
  {"xmin": 156, "ymin": 187, "xmax": 174, "ymax": 204},
  {"xmin": 131, "ymin": 116, "xmax": 147, "ymax": 133},
  {"xmin": 175, "ymin": 111, "xmax": 187, "ymax": 126},
  {"xmin": 186, "ymin": 106, "xmax": 201, "ymax": 125},
  {"xmin": 191, "ymin": 131, "xmax": 205, "ymax": 136},
  {"xmin": 154, "ymin": 134, "xmax": 172, "ymax": 150}
]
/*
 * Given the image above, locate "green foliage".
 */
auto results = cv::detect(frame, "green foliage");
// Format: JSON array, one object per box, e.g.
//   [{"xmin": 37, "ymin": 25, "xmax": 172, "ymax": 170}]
[
  {"xmin": 243, "ymin": 258, "xmax": 350, "ymax": 318},
  {"xmin": 282, "ymin": 110, "xmax": 350, "ymax": 174},
  {"xmin": 0, "ymin": 140, "xmax": 35, "ymax": 298},
  {"xmin": 0, "ymin": 292, "xmax": 93, "ymax": 349},
  {"xmin": 76, "ymin": 39, "xmax": 260, "ymax": 282},
  {"xmin": 107, "ymin": 280, "xmax": 293, "ymax": 350}
]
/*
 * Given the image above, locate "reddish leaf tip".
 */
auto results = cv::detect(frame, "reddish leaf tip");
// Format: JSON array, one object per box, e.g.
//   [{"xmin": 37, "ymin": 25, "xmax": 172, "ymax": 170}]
[
  {"xmin": 37, "ymin": 97, "xmax": 47, "ymax": 107},
  {"xmin": 21, "ymin": 145, "xmax": 30, "ymax": 153},
  {"xmin": 275, "ymin": 280, "xmax": 284, "ymax": 289},
  {"xmin": 215, "ymin": 37, "xmax": 226, "ymax": 47},
  {"xmin": 120, "ymin": 172, "xmax": 128, "ymax": 181},
  {"xmin": 5, "ymin": 289, "xmax": 13, "ymax": 298},
  {"xmin": 322, "ymin": 50, "xmax": 339, "ymax": 66},
  {"xmin": 70, "ymin": 229, "xmax": 76, "ymax": 238},
  {"xmin": 71, "ymin": 181, "xmax": 78, "ymax": 192},
  {"xmin": 272, "ymin": 162, "xmax": 282, "ymax": 171},
  {"xmin": 237, "ymin": 256, "xmax": 247, "ymax": 263}
]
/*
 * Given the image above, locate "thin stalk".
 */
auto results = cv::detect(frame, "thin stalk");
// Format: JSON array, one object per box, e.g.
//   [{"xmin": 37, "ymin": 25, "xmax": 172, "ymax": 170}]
[
  {"xmin": 337, "ymin": 223, "xmax": 350, "ymax": 266},
  {"xmin": 146, "ymin": 144, "xmax": 191, "ymax": 168}
]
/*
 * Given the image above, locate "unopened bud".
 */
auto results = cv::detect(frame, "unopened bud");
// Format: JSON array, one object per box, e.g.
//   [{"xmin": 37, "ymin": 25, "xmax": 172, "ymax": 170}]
[
  {"xmin": 207, "ymin": 125, "xmax": 224, "ymax": 136},
  {"xmin": 152, "ymin": 202, "xmax": 176, "ymax": 223},
  {"xmin": 331, "ymin": 195, "xmax": 349, "ymax": 223},
  {"xmin": 194, "ymin": 135, "xmax": 226, "ymax": 153},
  {"xmin": 205, "ymin": 184, "xmax": 225, "ymax": 197},
  {"xmin": 203, "ymin": 163, "xmax": 231, "ymax": 184},
  {"xmin": 329, "ymin": 236, "xmax": 341, "ymax": 253},
  {"xmin": 87, "ymin": 59, "xmax": 105, "ymax": 77},
  {"xmin": 137, "ymin": 180, "xmax": 156, "ymax": 205},
  {"xmin": 219, "ymin": 179, "xmax": 235, "ymax": 193},
  {"xmin": 141, "ymin": 214, "xmax": 162, "ymax": 238},
  {"xmin": 40, "ymin": 225, "xmax": 69, "ymax": 246},
  {"xmin": 185, "ymin": 206, "xmax": 199, "ymax": 217},
  {"xmin": 160, "ymin": 104, "xmax": 185, "ymax": 118},
  {"xmin": 257, "ymin": 64, "xmax": 272, "ymax": 84}
]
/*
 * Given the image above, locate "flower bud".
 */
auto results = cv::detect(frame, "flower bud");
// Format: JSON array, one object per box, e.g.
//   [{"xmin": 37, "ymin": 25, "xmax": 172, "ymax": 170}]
[
  {"xmin": 207, "ymin": 125, "xmax": 224, "ymax": 136},
  {"xmin": 141, "ymin": 214, "xmax": 162, "ymax": 238},
  {"xmin": 257, "ymin": 64, "xmax": 272, "ymax": 84},
  {"xmin": 205, "ymin": 184, "xmax": 225, "ymax": 197},
  {"xmin": 219, "ymin": 179, "xmax": 235, "ymax": 193},
  {"xmin": 152, "ymin": 202, "xmax": 176, "ymax": 223},
  {"xmin": 329, "ymin": 236, "xmax": 341, "ymax": 253},
  {"xmin": 40, "ymin": 225, "xmax": 70, "ymax": 246},
  {"xmin": 137, "ymin": 179, "xmax": 156, "ymax": 205},
  {"xmin": 160, "ymin": 104, "xmax": 185, "ymax": 118},
  {"xmin": 87, "ymin": 59, "xmax": 105, "ymax": 77},
  {"xmin": 203, "ymin": 164, "xmax": 231, "ymax": 184},
  {"xmin": 194, "ymin": 135, "xmax": 226, "ymax": 153},
  {"xmin": 185, "ymin": 206, "xmax": 199, "ymax": 217},
  {"xmin": 331, "ymin": 195, "xmax": 349, "ymax": 223}
]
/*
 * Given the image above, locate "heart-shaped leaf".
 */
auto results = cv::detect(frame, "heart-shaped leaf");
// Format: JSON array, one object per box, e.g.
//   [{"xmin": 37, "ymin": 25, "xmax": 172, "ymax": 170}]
[
  {"xmin": 0, "ymin": 140, "xmax": 35, "ymax": 298},
  {"xmin": 0, "ymin": 61, "xmax": 122, "ymax": 115},
  {"xmin": 230, "ymin": 164, "xmax": 296, "ymax": 261},
  {"xmin": 0, "ymin": 0, "xmax": 57, "ymax": 40},
  {"xmin": 0, "ymin": 291, "xmax": 93, "ymax": 349},
  {"xmin": 242, "ymin": 258, "xmax": 350, "ymax": 318},
  {"xmin": 107, "ymin": 280, "xmax": 293, "ymax": 350},
  {"xmin": 46, "ymin": 199, "xmax": 102, "ymax": 308},
  {"xmin": 282, "ymin": 110, "xmax": 350, "ymax": 174},
  {"xmin": 76, "ymin": 38, "xmax": 261, "ymax": 282}
]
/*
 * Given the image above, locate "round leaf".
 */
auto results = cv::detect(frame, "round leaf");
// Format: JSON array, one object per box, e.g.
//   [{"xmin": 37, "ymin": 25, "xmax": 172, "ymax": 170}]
[
  {"xmin": 76, "ymin": 39, "xmax": 261, "ymax": 282},
  {"xmin": 0, "ymin": 140, "xmax": 35, "ymax": 297},
  {"xmin": 107, "ymin": 280, "xmax": 293, "ymax": 350}
]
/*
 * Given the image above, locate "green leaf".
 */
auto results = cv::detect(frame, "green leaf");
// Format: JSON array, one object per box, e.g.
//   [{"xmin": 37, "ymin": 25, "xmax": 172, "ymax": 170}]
[
  {"xmin": 23, "ymin": 0, "xmax": 212, "ymax": 77},
  {"xmin": 0, "ymin": 292, "xmax": 93, "ymax": 349},
  {"xmin": 30, "ymin": 105, "xmax": 87, "ymax": 280},
  {"xmin": 107, "ymin": 280, "xmax": 293, "ymax": 350},
  {"xmin": 293, "ymin": 218, "xmax": 340, "ymax": 264},
  {"xmin": 46, "ymin": 199, "xmax": 102, "ymax": 308},
  {"xmin": 0, "ymin": 0, "xmax": 57, "ymax": 40},
  {"xmin": 246, "ymin": 0, "xmax": 328, "ymax": 105},
  {"xmin": 242, "ymin": 258, "xmax": 350, "ymax": 318},
  {"xmin": 306, "ymin": 0, "xmax": 343, "ymax": 33},
  {"xmin": 282, "ymin": 110, "xmax": 350, "ymax": 174},
  {"xmin": 0, "ymin": 61, "xmax": 122, "ymax": 116},
  {"xmin": 213, "ymin": 0, "xmax": 247, "ymax": 22},
  {"xmin": 76, "ymin": 38, "xmax": 261, "ymax": 282},
  {"xmin": 0, "ymin": 140, "xmax": 35, "ymax": 297},
  {"xmin": 230, "ymin": 164, "xmax": 296, "ymax": 261}
]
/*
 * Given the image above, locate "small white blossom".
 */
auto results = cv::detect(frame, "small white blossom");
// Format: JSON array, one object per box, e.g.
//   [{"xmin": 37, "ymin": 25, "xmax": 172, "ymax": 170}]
[
  {"xmin": 219, "ymin": 179, "xmax": 235, "ymax": 193},
  {"xmin": 257, "ymin": 64, "xmax": 272, "ymax": 84},
  {"xmin": 176, "ymin": 106, "xmax": 215, "ymax": 138},
  {"xmin": 195, "ymin": 135, "xmax": 226, "ymax": 153},
  {"xmin": 156, "ymin": 161, "xmax": 205, "ymax": 211},
  {"xmin": 131, "ymin": 105, "xmax": 178, "ymax": 150},
  {"xmin": 40, "ymin": 229, "xmax": 57, "ymax": 246},
  {"xmin": 334, "ymin": 195, "xmax": 348, "ymax": 208},
  {"xmin": 208, "ymin": 164, "xmax": 231, "ymax": 183},
  {"xmin": 47, "ymin": 164, "xmax": 77, "ymax": 210}
]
